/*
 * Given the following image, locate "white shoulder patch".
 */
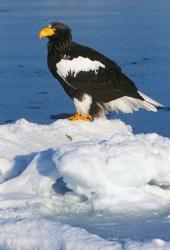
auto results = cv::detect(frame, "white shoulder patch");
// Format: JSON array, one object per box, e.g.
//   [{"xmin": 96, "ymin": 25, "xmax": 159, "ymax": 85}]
[{"xmin": 56, "ymin": 56, "xmax": 105, "ymax": 78}]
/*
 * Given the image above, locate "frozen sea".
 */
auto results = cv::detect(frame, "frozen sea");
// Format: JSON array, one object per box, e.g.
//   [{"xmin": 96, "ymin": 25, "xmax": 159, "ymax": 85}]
[{"xmin": 0, "ymin": 0, "xmax": 170, "ymax": 249}]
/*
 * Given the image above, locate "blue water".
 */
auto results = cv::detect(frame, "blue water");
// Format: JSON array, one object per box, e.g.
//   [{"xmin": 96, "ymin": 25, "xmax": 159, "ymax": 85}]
[{"xmin": 0, "ymin": 0, "xmax": 170, "ymax": 136}]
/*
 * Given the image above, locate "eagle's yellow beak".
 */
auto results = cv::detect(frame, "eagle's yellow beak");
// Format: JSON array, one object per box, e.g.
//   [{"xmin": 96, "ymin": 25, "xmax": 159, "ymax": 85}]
[{"xmin": 39, "ymin": 27, "xmax": 55, "ymax": 39}]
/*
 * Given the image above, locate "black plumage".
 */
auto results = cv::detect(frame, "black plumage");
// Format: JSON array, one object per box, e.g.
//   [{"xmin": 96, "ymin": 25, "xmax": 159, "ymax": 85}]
[{"xmin": 39, "ymin": 22, "xmax": 162, "ymax": 121}]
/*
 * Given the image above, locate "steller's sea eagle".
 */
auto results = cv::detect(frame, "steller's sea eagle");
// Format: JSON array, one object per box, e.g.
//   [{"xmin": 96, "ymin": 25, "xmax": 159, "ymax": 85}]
[{"xmin": 39, "ymin": 22, "xmax": 162, "ymax": 121}]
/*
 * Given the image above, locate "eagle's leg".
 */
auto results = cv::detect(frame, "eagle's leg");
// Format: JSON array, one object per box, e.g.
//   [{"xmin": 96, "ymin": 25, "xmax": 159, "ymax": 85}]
[
  {"xmin": 68, "ymin": 94, "xmax": 94, "ymax": 121},
  {"xmin": 68, "ymin": 113, "xmax": 92, "ymax": 121}
]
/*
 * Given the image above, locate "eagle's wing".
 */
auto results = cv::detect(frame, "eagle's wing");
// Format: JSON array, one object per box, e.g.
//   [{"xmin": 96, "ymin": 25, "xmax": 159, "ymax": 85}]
[
  {"xmin": 66, "ymin": 69, "xmax": 141, "ymax": 102},
  {"xmin": 71, "ymin": 43, "xmax": 122, "ymax": 73},
  {"xmin": 56, "ymin": 43, "xmax": 141, "ymax": 103}
]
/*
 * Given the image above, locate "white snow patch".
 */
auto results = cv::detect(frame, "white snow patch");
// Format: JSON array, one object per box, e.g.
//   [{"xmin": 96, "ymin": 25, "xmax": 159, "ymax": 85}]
[
  {"xmin": 0, "ymin": 157, "xmax": 13, "ymax": 183},
  {"xmin": 125, "ymin": 239, "xmax": 170, "ymax": 250},
  {"xmin": 0, "ymin": 218, "xmax": 121, "ymax": 250},
  {"xmin": 56, "ymin": 56, "xmax": 105, "ymax": 78},
  {"xmin": 54, "ymin": 130, "xmax": 170, "ymax": 211},
  {"xmin": 0, "ymin": 118, "xmax": 170, "ymax": 249}
]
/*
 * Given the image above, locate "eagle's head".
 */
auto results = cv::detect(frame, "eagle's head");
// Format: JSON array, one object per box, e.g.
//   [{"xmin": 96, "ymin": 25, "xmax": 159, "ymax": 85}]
[
  {"xmin": 39, "ymin": 22, "xmax": 71, "ymax": 41},
  {"xmin": 39, "ymin": 22, "xmax": 72, "ymax": 53}
]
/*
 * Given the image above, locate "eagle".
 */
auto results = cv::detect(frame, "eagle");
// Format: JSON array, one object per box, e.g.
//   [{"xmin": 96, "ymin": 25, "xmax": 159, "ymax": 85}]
[{"xmin": 39, "ymin": 22, "xmax": 162, "ymax": 121}]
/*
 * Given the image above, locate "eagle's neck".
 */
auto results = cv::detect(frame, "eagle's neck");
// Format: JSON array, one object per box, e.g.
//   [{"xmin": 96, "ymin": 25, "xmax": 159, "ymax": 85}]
[{"xmin": 48, "ymin": 32, "xmax": 72, "ymax": 60}]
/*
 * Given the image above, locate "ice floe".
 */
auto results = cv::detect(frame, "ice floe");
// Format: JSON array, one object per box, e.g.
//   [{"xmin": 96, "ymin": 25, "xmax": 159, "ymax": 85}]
[{"xmin": 0, "ymin": 118, "xmax": 170, "ymax": 249}]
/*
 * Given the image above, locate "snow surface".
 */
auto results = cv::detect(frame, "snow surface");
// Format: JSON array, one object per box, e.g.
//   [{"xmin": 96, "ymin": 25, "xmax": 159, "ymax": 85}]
[
  {"xmin": 56, "ymin": 56, "xmax": 105, "ymax": 78},
  {"xmin": 0, "ymin": 118, "xmax": 170, "ymax": 249}
]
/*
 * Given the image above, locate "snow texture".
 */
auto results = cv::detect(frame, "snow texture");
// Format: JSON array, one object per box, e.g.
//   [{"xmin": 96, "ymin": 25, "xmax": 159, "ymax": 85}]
[
  {"xmin": 56, "ymin": 56, "xmax": 105, "ymax": 78},
  {"xmin": 0, "ymin": 118, "xmax": 170, "ymax": 249},
  {"xmin": 0, "ymin": 218, "xmax": 121, "ymax": 250}
]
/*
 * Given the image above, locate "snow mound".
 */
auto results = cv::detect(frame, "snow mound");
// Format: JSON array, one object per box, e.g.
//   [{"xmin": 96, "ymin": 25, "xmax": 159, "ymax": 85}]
[
  {"xmin": 54, "ymin": 130, "xmax": 170, "ymax": 211},
  {"xmin": 0, "ymin": 118, "xmax": 170, "ymax": 249},
  {"xmin": 125, "ymin": 239, "xmax": 170, "ymax": 250},
  {"xmin": 1, "ymin": 217, "xmax": 169, "ymax": 250},
  {"xmin": 0, "ymin": 218, "xmax": 121, "ymax": 250},
  {"xmin": 1, "ymin": 118, "xmax": 170, "ymax": 212}
]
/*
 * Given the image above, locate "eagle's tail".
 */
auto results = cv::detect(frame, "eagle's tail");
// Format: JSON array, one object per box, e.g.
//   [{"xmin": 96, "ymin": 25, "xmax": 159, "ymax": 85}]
[
  {"xmin": 138, "ymin": 91, "xmax": 163, "ymax": 107},
  {"xmin": 138, "ymin": 91, "xmax": 163, "ymax": 111},
  {"xmin": 107, "ymin": 91, "xmax": 163, "ymax": 113}
]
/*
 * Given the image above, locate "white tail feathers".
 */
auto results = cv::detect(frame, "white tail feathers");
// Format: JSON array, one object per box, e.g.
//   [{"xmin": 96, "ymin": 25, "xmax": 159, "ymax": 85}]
[
  {"xmin": 138, "ymin": 91, "xmax": 163, "ymax": 107},
  {"xmin": 106, "ymin": 91, "xmax": 163, "ymax": 114}
]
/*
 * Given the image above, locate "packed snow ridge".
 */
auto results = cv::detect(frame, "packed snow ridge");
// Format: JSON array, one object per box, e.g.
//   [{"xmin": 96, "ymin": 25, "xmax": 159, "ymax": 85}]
[{"xmin": 0, "ymin": 118, "xmax": 170, "ymax": 249}]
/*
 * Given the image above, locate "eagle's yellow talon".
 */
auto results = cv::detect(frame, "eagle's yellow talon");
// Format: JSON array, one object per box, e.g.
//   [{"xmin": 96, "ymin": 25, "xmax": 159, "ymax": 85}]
[
  {"xmin": 82, "ymin": 114, "xmax": 93, "ymax": 121},
  {"xmin": 68, "ymin": 113, "xmax": 80, "ymax": 121},
  {"xmin": 68, "ymin": 114, "xmax": 92, "ymax": 122}
]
